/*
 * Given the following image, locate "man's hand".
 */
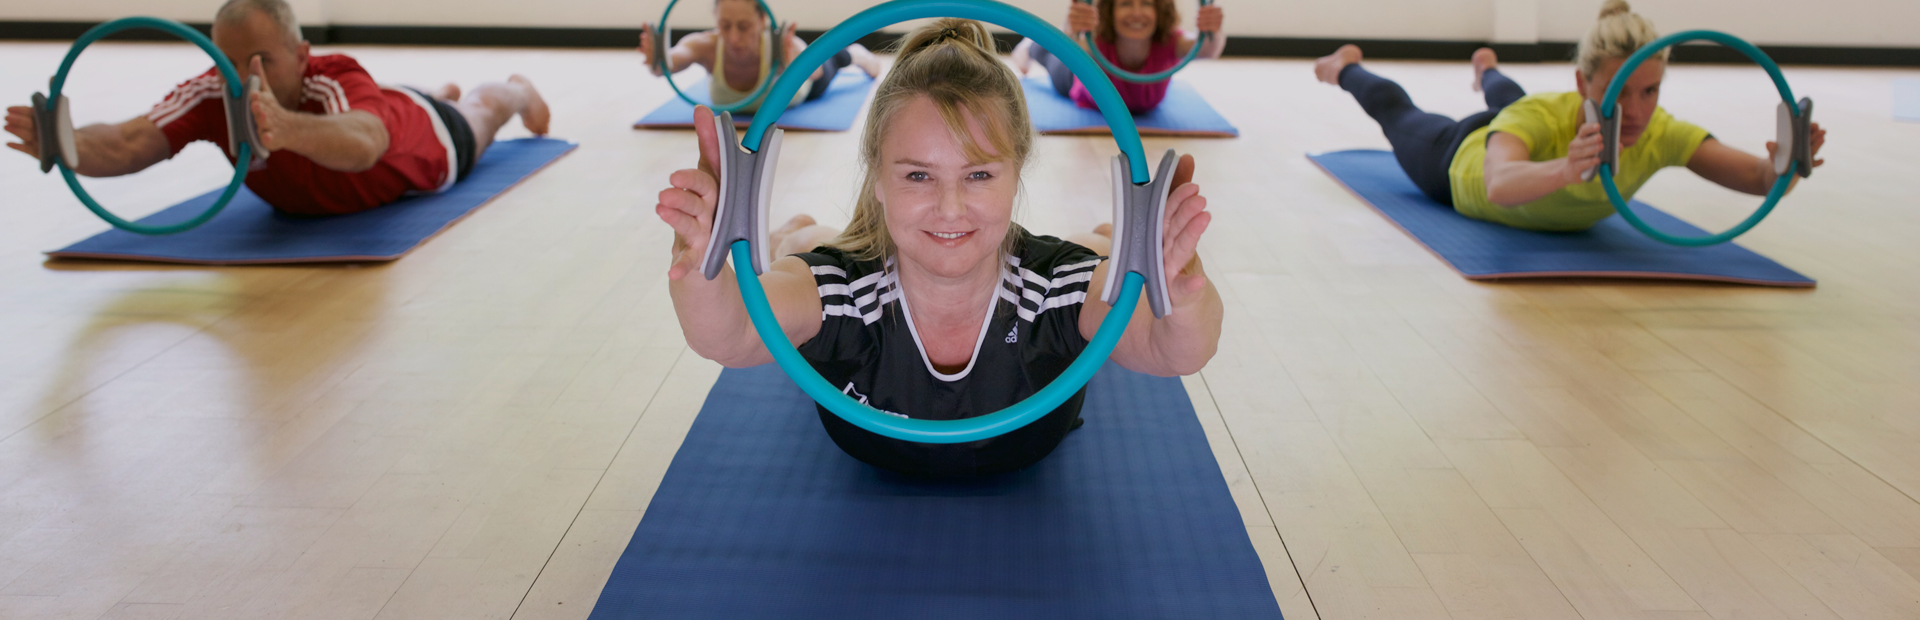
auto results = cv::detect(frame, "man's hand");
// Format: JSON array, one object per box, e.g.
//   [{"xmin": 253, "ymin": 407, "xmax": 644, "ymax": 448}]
[
  {"xmin": 5, "ymin": 105, "xmax": 42, "ymax": 159},
  {"xmin": 248, "ymin": 56, "xmax": 293, "ymax": 152}
]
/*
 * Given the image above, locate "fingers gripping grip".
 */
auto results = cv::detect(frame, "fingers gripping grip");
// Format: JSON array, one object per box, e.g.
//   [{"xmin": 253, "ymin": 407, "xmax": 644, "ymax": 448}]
[
  {"xmin": 222, "ymin": 75, "xmax": 269, "ymax": 163},
  {"xmin": 30, "ymin": 92, "xmax": 78, "ymax": 174},
  {"xmin": 1103, "ymin": 149, "xmax": 1179, "ymax": 319},
  {"xmin": 1580, "ymin": 100, "xmax": 1622, "ymax": 183},
  {"xmin": 700, "ymin": 112, "xmax": 784, "ymax": 280},
  {"xmin": 1774, "ymin": 97, "xmax": 1813, "ymax": 179}
]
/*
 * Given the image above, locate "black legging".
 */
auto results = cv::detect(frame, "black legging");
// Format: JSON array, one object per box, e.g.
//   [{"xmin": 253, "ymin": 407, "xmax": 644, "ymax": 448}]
[
  {"xmin": 801, "ymin": 49, "xmax": 853, "ymax": 102},
  {"xmin": 1028, "ymin": 43, "xmax": 1077, "ymax": 98},
  {"xmin": 1339, "ymin": 63, "xmax": 1526, "ymax": 205}
]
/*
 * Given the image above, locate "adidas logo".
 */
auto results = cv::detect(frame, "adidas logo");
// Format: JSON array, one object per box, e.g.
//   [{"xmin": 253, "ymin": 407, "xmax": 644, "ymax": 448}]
[{"xmin": 1005, "ymin": 325, "xmax": 1019, "ymax": 344}]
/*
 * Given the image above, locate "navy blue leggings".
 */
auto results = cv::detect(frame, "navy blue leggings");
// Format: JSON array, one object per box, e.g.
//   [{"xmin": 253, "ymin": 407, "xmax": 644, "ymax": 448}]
[{"xmin": 1339, "ymin": 64, "xmax": 1526, "ymax": 205}]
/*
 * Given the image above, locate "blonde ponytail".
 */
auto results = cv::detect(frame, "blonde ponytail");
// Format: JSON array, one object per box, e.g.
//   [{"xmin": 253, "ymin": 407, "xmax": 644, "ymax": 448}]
[
  {"xmin": 828, "ymin": 18, "xmax": 1034, "ymax": 262},
  {"xmin": 1576, "ymin": 0, "xmax": 1665, "ymax": 76}
]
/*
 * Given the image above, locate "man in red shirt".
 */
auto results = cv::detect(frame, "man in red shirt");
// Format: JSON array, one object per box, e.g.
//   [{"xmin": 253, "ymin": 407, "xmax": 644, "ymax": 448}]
[{"xmin": 4, "ymin": 0, "xmax": 551, "ymax": 216}]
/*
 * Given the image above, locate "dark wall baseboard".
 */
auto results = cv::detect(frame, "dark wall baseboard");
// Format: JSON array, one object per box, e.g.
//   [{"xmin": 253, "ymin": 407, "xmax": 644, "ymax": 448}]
[{"xmin": 4, "ymin": 21, "xmax": 1917, "ymax": 67}]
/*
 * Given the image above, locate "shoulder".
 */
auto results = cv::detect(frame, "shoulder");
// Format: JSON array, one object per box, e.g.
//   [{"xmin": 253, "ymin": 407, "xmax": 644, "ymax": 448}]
[
  {"xmin": 306, "ymin": 54, "xmax": 371, "ymax": 79},
  {"xmin": 794, "ymin": 246, "xmax": 885, "ymax": 283},
  {"xmin": 1490, "ymin": 92, "xmax": 1580, "ymax": 146},
  {"xmin": 1014, "ymin": 232, "xmax": 1100, "ymax": 273}
]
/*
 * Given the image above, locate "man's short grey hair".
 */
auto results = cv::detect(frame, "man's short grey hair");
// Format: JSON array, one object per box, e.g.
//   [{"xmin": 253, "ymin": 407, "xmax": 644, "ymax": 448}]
[{"xmin": 215, "ymin": 0, "xmax": 304, "ymax": 45}]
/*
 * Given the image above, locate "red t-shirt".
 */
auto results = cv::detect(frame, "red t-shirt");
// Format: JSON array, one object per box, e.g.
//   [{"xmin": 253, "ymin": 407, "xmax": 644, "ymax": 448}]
[
  {"xmin": 146, "ymin": 54, "xmax": 457, "ymax": 216},
  {"xmin": 1068, "ymin": 34, "xmax": 1184, "ymax": 114}
]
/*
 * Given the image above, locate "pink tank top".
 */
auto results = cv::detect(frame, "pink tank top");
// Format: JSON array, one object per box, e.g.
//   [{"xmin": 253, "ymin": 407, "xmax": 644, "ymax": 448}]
[{"xmin": 1069, "ymin": 34, "xmax": 1183, "ymax": 114}]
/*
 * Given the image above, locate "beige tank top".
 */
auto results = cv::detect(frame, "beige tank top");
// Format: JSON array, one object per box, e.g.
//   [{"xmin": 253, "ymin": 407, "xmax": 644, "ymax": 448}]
[{"xmin": 710, "ymin": 30, "xmax": 808, "ymax": 113}]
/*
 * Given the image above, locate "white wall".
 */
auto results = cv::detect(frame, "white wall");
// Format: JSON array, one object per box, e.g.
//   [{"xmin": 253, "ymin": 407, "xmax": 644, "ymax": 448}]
[{"xmin": 7, "ymin": 0, "xmax": 1918, "ymax": 47}]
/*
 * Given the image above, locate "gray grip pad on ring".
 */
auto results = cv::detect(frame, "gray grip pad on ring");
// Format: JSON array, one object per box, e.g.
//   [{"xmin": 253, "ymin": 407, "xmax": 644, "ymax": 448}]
[
  {"xmin": 222, "ymin": 75, "xmax": 269, "ymax": 163},
  {"xmin": 651, "ymin": 24, "xmax": 670, "ymax": 74},
  {"xmin": 1774, "ymin": 97, "xmax": 1813, "ymax": 179},
  {"xmin": 700, "ymin": 112, "xmax": 783, "ymax": 280},
  {"xmin": 1580, "ymin": 99, "xmax": 1622, "ymax": 183},
  {"xmin": 1101, "ymin": 148, "xmax": 1178, "ymax": 319},
  {"xmin": 30, "ymin": 92, "xmax": 77, "ymax": 174}
]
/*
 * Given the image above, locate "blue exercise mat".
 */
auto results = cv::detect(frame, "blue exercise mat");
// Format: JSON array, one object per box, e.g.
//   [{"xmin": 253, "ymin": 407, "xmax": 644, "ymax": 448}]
[
  {"xmin": 1896, "ymin": 78, "xmax": 1920, "ymax": 122},
  {"xmin": 589, "ymin": 363, "xmax": 1282, "ymax": 619},
  {"xmin": 635, "ymin": 71, "xmax": 874, "ymax": 131},
  {"xmin": 1022, "ymin": 78, "xmax": 1238, "ymax": 137},
  {"xmin": 1309, "ymin": 149, "xmax": 1814, "ymax": 287},
  {"xmin": 48, "ymin": 138, "xmax": 576, "ymax": 265}
]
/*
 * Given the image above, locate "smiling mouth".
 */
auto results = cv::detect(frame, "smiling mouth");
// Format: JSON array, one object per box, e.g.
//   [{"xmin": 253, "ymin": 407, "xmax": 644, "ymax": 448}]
[{"xmin": 926, "ymin": 231, "xmax": 973, "ymax": 242}]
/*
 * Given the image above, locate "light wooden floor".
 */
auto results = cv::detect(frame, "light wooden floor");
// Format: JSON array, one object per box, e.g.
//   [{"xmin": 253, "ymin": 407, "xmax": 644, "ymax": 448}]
[{"xmin": 3, "ymin": 41, "xmax": 1919, "ymax": 620}]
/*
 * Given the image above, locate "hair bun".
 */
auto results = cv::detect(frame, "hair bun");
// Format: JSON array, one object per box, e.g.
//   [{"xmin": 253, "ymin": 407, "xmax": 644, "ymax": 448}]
[
  {"xmin": 895, "ymin": 17, "xmax": 994, "ymax": 57},
  {"xmin": 1598, "ymin": 0, "xmax": 1633, "ymax": 19}
]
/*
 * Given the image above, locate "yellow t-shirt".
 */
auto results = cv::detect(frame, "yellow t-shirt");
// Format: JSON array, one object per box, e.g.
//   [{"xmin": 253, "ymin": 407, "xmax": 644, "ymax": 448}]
[{"xmin": 1448, "ymin": 91, "xmax": 1709, "ymax": 231}]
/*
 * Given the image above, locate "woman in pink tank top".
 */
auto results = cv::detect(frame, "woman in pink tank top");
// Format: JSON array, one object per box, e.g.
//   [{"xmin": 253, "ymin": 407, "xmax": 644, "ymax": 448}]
[{"xmin": 1012, "ymin": 0, "xmax": 1227, "ymax": 114}]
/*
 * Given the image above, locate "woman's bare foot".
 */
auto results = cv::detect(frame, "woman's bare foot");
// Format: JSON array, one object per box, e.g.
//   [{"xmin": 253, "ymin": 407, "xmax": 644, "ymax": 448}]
[
  {"xmin": 1314, "ymin": 44, "xmax": 1363, "ymax": 85},
  {"xmin": 848, "ymin": 44, "xmax": 883, "ymax": 79},
  {"xmin": 433, "ymin": 82, "xmax": 462, "ymax": 102},
  {"xmin": 1093, "ymin": 223, "xmax": 1113, "ymax": 238},
  {"xmin": 1470, "ymin": 47, "xmax": 1498, "ymax": 92},
  {"xmin": 1010, "ymin": 38, "xmax": 1035, "ymax": 75},
  {"xmin": 508, "ymin": 74, "xmax": 550, "ymax": 136}
]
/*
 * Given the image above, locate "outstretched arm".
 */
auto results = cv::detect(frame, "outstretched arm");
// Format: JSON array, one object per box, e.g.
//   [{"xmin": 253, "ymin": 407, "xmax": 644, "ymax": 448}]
[
  {"xmin": 1082, "ymin": 154, "xmax": 1223, "ymax": 377},
  {"xmin": 5, "ymin": 106, "xmax": 169, "ymax": 177},
  {"xmin": 640, "ymin": 26, "xmax": 715, "ymax": 77},
  {"xmin": 659, "ymin": 106, "xmax": 823, "ymax": 367},
  {"xmin": 1483, "ymin": 127, "xmax": 1600, "ymax": 207},
  {"xmin": 1685, "ymin": 123, "xmax": 1825, "ymax": 196}
]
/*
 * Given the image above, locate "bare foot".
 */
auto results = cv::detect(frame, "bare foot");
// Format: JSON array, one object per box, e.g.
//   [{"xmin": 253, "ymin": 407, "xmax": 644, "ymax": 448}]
[
  {"xmin": 1314, "ymin": 44, "xmax": 1363, "ymax": 85},
  {"xmin": 1010, "ymin": 39, "xmax": 1035, "ymax": 75},
  {"xmin": 1092, "ymin": 223, "xmax": 1113, "ymax": 238},
  {"xmin": 769, "ymin": 214, "xmax": 817, "ymax": 257},
  {"xmin": 508, "ymin": 74, "xmax": 550, "ymax": 136},
  {"xmin": 433, "ymin": 82, "xmax": 461, "ymax": 102},
  {"xmin": 848, "ymin": 44, "xmax": 883, "ymax": 79},
  {"xmin": 1470, "ymin": 47, "xmax": 1498, "ymax": 92}
]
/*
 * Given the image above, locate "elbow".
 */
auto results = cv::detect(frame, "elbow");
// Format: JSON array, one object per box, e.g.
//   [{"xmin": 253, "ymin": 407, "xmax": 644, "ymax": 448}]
[{"xmin": 1484, "ymin": 182, "xmax": 1524, "ymax": 208}]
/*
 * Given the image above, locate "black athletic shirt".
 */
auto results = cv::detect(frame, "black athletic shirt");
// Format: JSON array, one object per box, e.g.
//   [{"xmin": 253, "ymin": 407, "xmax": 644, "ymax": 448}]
[{"xmin": 794, "ymin": 231, "xmax": 1102, "ymax": 477}]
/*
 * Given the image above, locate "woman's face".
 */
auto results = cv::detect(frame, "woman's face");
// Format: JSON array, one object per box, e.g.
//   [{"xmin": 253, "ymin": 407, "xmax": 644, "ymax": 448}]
[
  {"xmin": 1111, "ymin": 0, "xmax": 1160, "ymax": 41},
  {"xmin": 1578, "ymin": 56, "xmax": 1665, "ymax": 147},
  {"xmin": 713, "ymin": 0, "xmax": 764, "ymax": 59},
  {"xmin": 874, "ymin": 96, "xmax": 1018, "ymax": 280}
]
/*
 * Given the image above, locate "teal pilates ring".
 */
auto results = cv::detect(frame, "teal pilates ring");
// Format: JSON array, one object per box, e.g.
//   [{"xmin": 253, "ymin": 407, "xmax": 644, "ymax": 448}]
[
  {"xmin": 729, "ymin": 0, "xmax": 1158, "ymax": 443},
  {"xmin": 1595, "ymin": 29, "xmax": 1806, "ymax": 247},
  {"xmin": 652, "ymin": 0, "xmax": 784, "ymax": 114},
  {"xmin": 1076, "ymin": 0, "xmax": 1214, "ymax": 84},
  {"xmin": 43, "ymin": 16, "xmax": 252, "ymax": 236}
]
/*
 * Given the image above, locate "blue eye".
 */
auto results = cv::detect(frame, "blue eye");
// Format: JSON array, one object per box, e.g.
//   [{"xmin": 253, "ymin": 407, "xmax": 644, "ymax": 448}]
[
  {"xmin": 907, "ymin": 171, "xmax": 929, "ymax": 181},
  {"xmin": 969, "ymin": 171, "xmax": 992, "ymax": 180}
]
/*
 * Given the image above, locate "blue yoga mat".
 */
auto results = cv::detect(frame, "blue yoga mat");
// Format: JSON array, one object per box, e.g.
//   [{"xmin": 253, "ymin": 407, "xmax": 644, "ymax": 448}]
[
  {"xmin": 48, "ymin": 138, "xmax": 576, "ymax": 265},
  {"xmin": 1022, "ymin": 78, "xmax": 1238, "ymax": 137},
  {"xmin": 1896, "ymin": 78, "xmax": 1920, "ymax": 122},
  {"xmin": 635, "ymin": 71, "xmax": 874, "ymax": 131},
  {"xmin": 1310, "ymin": 149, "xmax": 1814, "ymax": 287},
  {"xmin": 589, "ymin": 363, "xmax": 1282, "ymax": 619}
]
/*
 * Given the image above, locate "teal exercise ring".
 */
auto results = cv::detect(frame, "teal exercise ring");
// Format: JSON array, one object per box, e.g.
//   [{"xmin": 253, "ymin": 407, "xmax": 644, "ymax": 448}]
[
  {"xmin": 39, "ymin": 16, "xmax": 255, "ymax": 236},
  {"xmin": 652, "ymin": 0, "xmax": 785, "ymax": 114},
  {"xmin": 1077, "ymin": 0, "xmax": 1215, "ymax": 84},
  {"xmin": 716, "ymin": 0, "xmax": 1170, "ymax": 444},
  {"xmin": 1594, "ymin": 29, "xmax": 1812, "ymax": 247}
]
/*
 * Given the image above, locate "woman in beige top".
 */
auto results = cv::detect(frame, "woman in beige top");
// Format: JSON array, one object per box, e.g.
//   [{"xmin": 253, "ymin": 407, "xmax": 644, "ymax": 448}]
[{"xmin": 639, "ymin": 0, "xmax": 882, "ymax": 113}]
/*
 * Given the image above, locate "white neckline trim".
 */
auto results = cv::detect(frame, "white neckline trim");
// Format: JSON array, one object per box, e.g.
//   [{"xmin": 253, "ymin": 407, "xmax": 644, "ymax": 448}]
[{"xmin": 896, "ymin": 270, "xmax": 1003, "ymax": 383}]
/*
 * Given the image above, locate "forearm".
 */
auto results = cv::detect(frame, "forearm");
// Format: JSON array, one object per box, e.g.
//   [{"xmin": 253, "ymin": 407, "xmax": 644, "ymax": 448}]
[
  {"xmin": 71, "ymin": 124, "xmax": 161, "ymax": 177},
  {"xmin": 278, "ymin": 110, "xmax": 388, "ymax": 172},
  {"xmin": 1137, "ymin": 260, "xmax": 1223, "ymax": 377},
  {"xmin": 667, "ymin": 253, "xmax": 771, "ymax": 366},
  {"xmin": 1199, "ymin": 32, "xmax": 1227, "ymax": 58},
  {"xmin": 1485, "ymin": 158, "xmax": 1577, "ymax": 207}
]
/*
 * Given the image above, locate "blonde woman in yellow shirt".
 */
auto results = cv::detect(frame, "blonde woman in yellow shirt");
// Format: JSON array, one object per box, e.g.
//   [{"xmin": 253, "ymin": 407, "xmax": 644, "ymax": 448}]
[{"xmin": 1313, "ymin": 0, "xmax": 1826, "ymax": 232}]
